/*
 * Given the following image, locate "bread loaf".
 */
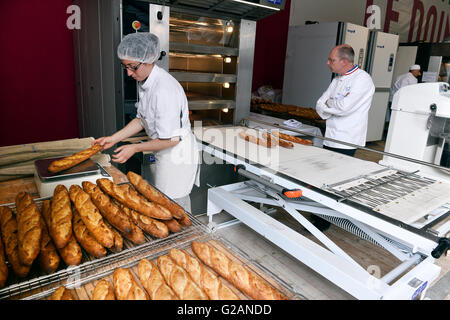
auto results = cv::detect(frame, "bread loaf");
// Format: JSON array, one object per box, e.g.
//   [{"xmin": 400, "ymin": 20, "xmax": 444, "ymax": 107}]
[
  {"xmin": 41, "ymin": 199, "xmax": 82, "ymax": 266},
  {"xmin": 162, "ymin": 219, "xmax": 183, "ymax": 233},
  {"xmin": 113, "ymin": 200, "xmax": 161, "ymax": 242},
  {"xmin": 127, "ymin": 171, "xmax": 189, "ymax": 222},
  {"xmin": 137, "ymin": 259, "xmax": 178, "ymax": 300},
  {"xmin": 0, "ymin": 206, "xmax": 31, "ymax": 277},
  {"xmin": 15, "ymin": 192, "xmax": 42, "ymax": 266},
  {"xmin": 72, "ymin": 208, "xmax": 107, "ymax": 258},
  {"xmin": 0, "ymin": 229, "xmax": 8, "ymax": 288},
  {"xmin": 191, "ymin": 241, "xmax": 287, "ymax": 300},
  {"xmin": 49, "ymin": 185, "xmax": 73, "ymax": 249},
  {"xmin": 271, "ymin": 130, "xmax": 313, "ymax": 146},
  {"xmin": 239, "ymin": 131, "xmax": 271, "ymax": 148},
  {"xmin": 265, "ymin": 132, "xmax": 294, "ymax": 149},
  {"xmin": 49, "ymin": 286, "xmax": 76, "ymax": 300},
  {"xmin": 96, "ymin": 178, "xmax": 172, "ymax": 220},
  {"xmin": 157, "ymin": 255, "xmax": 208, "ymax": 300},
  {"xmin": 92, "ymin": 279, "xmax": 115, "ymax": 300},
  {"xmin": 113, "ymin": 268, "xmax": 148, "ymax": 300},
  {"xmin": 106, "ymin": 220, "xmax": 124, "ymax": 253},
  {"xmin": 38, "ymin": 200, "xmax": 60, "ymax": 273},
  {"xmin": 48, "ymin": 144, "xmax": 102, "ymax": 173},
  {"xmin": 168, "ymin": 248, "xmax": 239, "ymax": 300},
  {"xmin": 82, "ymin": 181, "xmax": 132, "ymax": 235},
  {"xmin": 69, "ymin": 185, "xmax": 114, "ymax": 248}
]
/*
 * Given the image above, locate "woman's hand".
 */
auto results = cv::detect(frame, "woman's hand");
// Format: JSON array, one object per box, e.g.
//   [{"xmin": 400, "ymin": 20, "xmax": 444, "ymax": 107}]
[
  {"xmin": 93, "ymin": 136, "xmax": 117, "ymax": 150},
  {"xmin": 111, "ymin": 144, "xmax": 139, "ymax": 164}
]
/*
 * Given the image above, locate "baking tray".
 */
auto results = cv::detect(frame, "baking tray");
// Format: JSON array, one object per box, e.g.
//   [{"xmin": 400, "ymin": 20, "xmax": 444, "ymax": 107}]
[
  {"xmin": 22, "ymin": 233, "xmax": 305, "ymax": 300},
  {"xmin": 0, "ymin": 188, "xmax": 208, "ymax": 300},
  {"xmin": 35, "ymin": 158, "xmax": 100, "ymax": 181}
]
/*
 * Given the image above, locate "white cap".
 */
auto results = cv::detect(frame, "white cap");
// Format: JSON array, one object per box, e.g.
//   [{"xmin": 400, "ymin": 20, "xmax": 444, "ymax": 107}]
[{"xmin": 409, "ymin": 64, "xmax": 421, "ymax": 71}]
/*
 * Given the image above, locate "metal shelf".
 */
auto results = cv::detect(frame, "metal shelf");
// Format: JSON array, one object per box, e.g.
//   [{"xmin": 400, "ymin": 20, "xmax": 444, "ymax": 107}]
[
  {"xmin": 170, "ymin": 41, "xmax": 238, "ymax": 56},
  {"xmin": 170, "ymin": 71, "xmax": 237, "ymax": 83}
]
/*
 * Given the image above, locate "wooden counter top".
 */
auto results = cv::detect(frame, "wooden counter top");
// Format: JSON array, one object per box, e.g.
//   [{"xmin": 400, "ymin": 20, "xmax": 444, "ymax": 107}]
[{"xmin": 0, "ymin": 165, "xmax": 128, "ymax": 205}]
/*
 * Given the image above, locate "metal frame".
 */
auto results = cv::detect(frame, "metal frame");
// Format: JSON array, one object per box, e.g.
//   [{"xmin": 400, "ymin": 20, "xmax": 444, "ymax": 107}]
[{"xmin": 206, "ymin": 177, "xmax": 441, "ymax": 300}]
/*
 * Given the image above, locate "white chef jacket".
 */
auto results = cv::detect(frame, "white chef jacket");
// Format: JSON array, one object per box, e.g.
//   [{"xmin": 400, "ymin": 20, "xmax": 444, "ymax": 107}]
[
  {"xmin": 389, "ymin": 72, "xmax": 418, "ymax": 102},
  {"xmin": 136, "ymin": 65, "xmax": 200, "ymax": 199},
  {"xmin": 316, "ymin": 66, "xmax": 375, "ymax": 149}
]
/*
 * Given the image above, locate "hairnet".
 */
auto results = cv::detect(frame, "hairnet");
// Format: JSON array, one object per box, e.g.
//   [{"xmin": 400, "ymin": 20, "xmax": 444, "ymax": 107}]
[{"xmin": 117, "ymin": 32, "xmax": 160, "ymax": 64}]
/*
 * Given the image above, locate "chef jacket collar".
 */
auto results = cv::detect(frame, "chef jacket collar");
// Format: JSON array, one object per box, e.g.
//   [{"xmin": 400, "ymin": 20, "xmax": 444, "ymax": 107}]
[
  {"xmin": 139, "ymin": 64, "xmax": 160, "ymax": 91},
  {"xmin": 343, "ymin": 65, "xmax": 358, "ymax": 76}
]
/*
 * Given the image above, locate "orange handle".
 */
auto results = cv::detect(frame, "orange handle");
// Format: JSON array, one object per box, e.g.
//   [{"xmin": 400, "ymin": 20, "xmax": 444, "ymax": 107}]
[{"xmin": 283, "ymin": 189, "xmax": 302, "ymax": 198}]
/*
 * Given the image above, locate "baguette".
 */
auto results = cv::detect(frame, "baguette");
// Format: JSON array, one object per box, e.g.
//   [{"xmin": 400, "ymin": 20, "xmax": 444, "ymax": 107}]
[
  {"xmin": 92, "ymin": 279, "xmax": 116, "ymax": 300},
  {"xmin": 72, "ymin": 208, "xmax": 107, "ymax": 258},
  {"xmin": 69, "ymin": 185, "xmax": 115, "ymax": 249},
  {"xmin": 96, "ymin": 178, "xmax": 172, "ymax": 220},
  {"xmin": 127, "ymin": 171, "xmax": 190, "ymax": 223},
  {"xmin": 38, "ymin": 200, "xmax": 60, "ymax": 273},
  {"xmin": 0, "ymin": 206, "xmax": 31, "ymax": 277},
  {"xmin": 162, "ymin": 219, "xmax": 183, "ymax": 233},
  {"xmin": 271, "ymin": 130, "xmax": 313, "ymax": 146},
  {"xmin": 113, "ymin": 268, "xmax": 148, "ymax": 300},
  {"xmin": 113, "ymin": 200, "xmax": 162, "ymax": 241},
  {"xmin": 265, "ymin": 132, "xmax": 294, "ymax": 149},
  {"xmin": 0, "ymin": 229, "xmax": 8, "ymax": 288},
  {"xmin": 49, "ymin": 185, "xmax": 73, "ymax": 249},
  {"xmin": 49, "ymin": 286, "xmax": 76, "ymax": 300},
  {"xmin": 15, "ymin": 192, "xmax": 42, "ymax": 266},
  {"xmin": 191, "ymin": 241, "xmax": 287, "ymax": 300},
  {"xmin": 168, "ymin": 248, "xmax": 239, "ymax": 300},
  {"xmin": 239, "ymin": 130, "xmax": 271, "ymax": 148},
  {"xmin": 106, "ymin": 220, "xmax": 124, "ymax": 253},
  {"xmin": 137, "ymin": 259, "xmax": 178, "ymax": 300},
  {"xmin": 41, "ymin": 200, "xmax": 82, "ymax": 266},
  {"xmin": 156, "ymin": 255, "xmax": 208, "ymax": 300},
  {"xmin": 48, "ymin": 144, "xmax": 102, "ymax": 173},
  {"xmin": 82, "ymin": 181, "xmax": 132, "ymax": 235}
]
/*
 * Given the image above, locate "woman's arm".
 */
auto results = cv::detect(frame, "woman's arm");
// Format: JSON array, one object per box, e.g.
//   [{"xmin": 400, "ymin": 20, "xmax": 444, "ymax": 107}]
[
  {"xmin": 111, "ymin": 137, "xmax": 180, "ymax": 164},
  {"xmin": 93, "ymin": 118, "xmax": 144, "ymax": 150}
]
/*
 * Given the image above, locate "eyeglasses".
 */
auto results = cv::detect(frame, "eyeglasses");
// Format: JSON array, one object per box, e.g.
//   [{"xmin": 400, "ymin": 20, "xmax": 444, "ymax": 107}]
[
  {"xmin": 121, "ymin": 62, "xmax": 143, "ymax": 71},
  {"xmin": 327, "ymin": 58, "xmax": 340, "ymax": 63}
]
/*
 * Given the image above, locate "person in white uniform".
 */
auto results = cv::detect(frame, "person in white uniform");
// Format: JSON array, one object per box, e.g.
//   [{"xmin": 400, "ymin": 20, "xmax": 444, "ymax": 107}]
[
  {"xmin": 316, "ymin": 44, "xmax": 375, "ymax": 157},
  {"xmin": 93, "ymin": 32, "xmax": 200, "ymax": 212},
  {"xmin": 386, "ymin": 64, "xmax": 421, "ymax": 122}
]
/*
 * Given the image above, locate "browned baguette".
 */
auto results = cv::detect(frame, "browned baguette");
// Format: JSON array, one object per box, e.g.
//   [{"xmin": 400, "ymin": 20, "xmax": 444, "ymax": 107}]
[
  {"xmin": 48, "ymin": 144, "xmax": 102, "ymax": 173},
  {"xmin": 191, "ymin": 241, "xmax": 288, "ymax": 300},
  {"xmin": 72, "ymin": 208, "xmax": 107, "ymax": 258},
  {"xmin": 0, "ymin": 206, "xmax": 31, "ymax": 277},
  {"xmin": 38, "ymin": 200, "xmax": 60, "ymax": 273},
  {"xmin": 114, "ymin": 200, "xmax": 168, "ymax": 239},
  {"xmin": 106, "ymin": 220, "xmax": 124, "ymax": 253},
  {"xmin": 157, "ymin": 255, "xmax": 208, "ymax": 300},
  {"xmin": 96, "ymin": 179, "xmax": 172, "ymax": 220},
  {"xmin": 69, "ymin": 185, "xmax": 115, "ymax": 249},
  {"xmin": 113, "ymin": 268, "xmax": 148, "ymax": 300},
  {"xmin": 127, "ymin": 171, "xmax": 184, "ymax": 220},
  {"xmin": 265, "ymin": 132, "xmax": 294, "ymax": 149},
  {"xmin": 168, "ymin": 248, "xmax": 239, "ymax": 300},
  {"xmin": 92, "ymin": 279, "xmax": 116, "ymax": 300},
  {"xmin": 15, "ymin": 192, "xmax": 42, "ymax": 266},
  {"xmin": 49, "ymin": 286, "xmax": 77, "ymax": 300},
  {"xmin": 82, "ymin": 181, "xmax": 132, "ymax": 235},
  {"xmin": 271, "ymin": 130, "xmax": 313, "ymax": 146},
  {"xmin": 137, "ymin": 259, "xmax": 178, "ymax": 300},
  {"xmin": 162, "ymin": 219, "xmax": 183, "ymax": 233},
  {"xmin": 49, "ymin": 185, "xmax": 73, "ymax": 249},
  {"xmin": 41, "ymin": 200, "xmax": 82, "ymax": 266},
  {"xmin": 0, "ymin": 229, "xmax": 8, "ymax": 288},
  {"xmin": 239, "ymin": 130, "xmax": 272, "ymax": 148}
]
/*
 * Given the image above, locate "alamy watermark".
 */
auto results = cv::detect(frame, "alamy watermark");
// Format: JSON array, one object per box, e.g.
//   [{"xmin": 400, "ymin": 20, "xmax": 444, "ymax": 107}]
[{"xmin": 66, "ymin": 5, "xmax": 81, "ymax": 30}]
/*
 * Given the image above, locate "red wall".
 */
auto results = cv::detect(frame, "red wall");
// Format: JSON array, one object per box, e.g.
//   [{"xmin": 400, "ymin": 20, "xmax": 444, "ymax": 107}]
[
  {"xmin": 252, "ymin": 0, "xmax": 291, "ymax": 92},
  {"xmin": 0, "ymin": 0, "xmax": 79, "ymax": 147}
]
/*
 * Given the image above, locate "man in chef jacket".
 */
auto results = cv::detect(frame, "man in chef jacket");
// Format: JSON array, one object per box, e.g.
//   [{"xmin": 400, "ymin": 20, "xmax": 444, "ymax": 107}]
[
  {"xmin": 386, "ymin": 64, "xmax": 421, "ymax": 122},
  {"xmin": 313, "ymin": 44, "xmax": 375, "ymax": 232},
  {"xmin": 316, "ymin": 44, "xmax": 375, "ymax": 157}
]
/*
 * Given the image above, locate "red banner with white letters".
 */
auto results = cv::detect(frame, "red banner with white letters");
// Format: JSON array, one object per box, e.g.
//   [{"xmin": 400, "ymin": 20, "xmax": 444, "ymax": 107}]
[{"xmin": 364, "ymin": 0, "xmax": 449, "ymax": 43}]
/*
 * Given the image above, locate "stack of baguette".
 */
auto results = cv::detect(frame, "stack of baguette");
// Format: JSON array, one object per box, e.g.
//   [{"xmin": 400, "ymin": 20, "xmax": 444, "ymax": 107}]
[
  {"xmin": 85, "ymin": 241, "xmax": 288, "ymax": 301},
  {"xmin": 0, "ymin": 171, "xmax": 191, "ymax": 290}
]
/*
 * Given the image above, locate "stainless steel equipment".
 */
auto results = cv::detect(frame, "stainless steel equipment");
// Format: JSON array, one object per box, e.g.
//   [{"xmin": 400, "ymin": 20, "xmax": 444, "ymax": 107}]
[{"xmin": 72, "ymin": 0, "xmax": 284, "ymax": 139}]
